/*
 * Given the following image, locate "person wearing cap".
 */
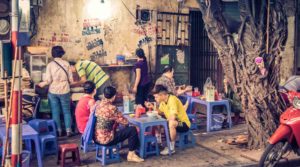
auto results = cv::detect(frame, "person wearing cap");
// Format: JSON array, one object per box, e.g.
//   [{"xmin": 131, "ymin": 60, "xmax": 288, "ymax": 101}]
[
  {"xmin": 75, "ymin": 81, "xmax": 96, "ymax": 134},
  {"xmin": 155, "ymin": 65, "xmax": 190, "ymax": 96},
  {"xmin": 146, "ymin": 85, "xmax": 191, "ymax": 155},
  {"xmin": 69, "ymin": 59, "xmax": 110, "ymax": 100},
  {"xmin": 132, "ymin": 48, "xmax": 151, "ymax": 106},
  {"xmin": 94, "ymin": 86, "xmax": 144, "ymax": 163},
  {"xmin": 38, "ymin": 46, "xmax": 73, "ymax": 137}
]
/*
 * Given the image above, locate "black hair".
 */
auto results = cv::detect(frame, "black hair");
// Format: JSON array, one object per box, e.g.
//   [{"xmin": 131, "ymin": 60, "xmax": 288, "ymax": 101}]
[
  {"xmin": 69, "ymin": 61, "xmax": 77, "ymax": 66},
  {"xmin": 162, "ymin": 65, "xmax": 173, "ymax": 73},
  {"xmin": 104, "ymin": 86, "xmax": 117, "ymax": 99},
  {"xmin": 147, "ymin": 94, "xmax": 156, "ymax": 102},
  {"xmin": 152, "ymin": 85, "xmax": 168, "ymax": 94},
  {"xmin": 136, "ymin": 48, "xmax": 147, "ymax": 61},
  {"xmin": 51, "ymin": 46, "xmax": 65, "ymax": 58},
  {"xmin": 83, "ymin": 81, "xmax": 95, "ymax": 94}
]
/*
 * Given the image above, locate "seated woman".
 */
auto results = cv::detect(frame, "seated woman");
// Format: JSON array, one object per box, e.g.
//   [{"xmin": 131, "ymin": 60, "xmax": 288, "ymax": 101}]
[
  {"xmin": 75, "ymin": 81, "xmax": 96, "ymax": 134},
  {"xmin": 155, "ymin": 65, "xmax": 190, "ymax": 96},
  {"xmin": 94, "ymin": 86, "xmax": 144, "ymax": 163}
]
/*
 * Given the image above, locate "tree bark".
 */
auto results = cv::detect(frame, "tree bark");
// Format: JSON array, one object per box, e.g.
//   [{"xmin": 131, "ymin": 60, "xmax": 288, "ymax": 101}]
[{"xmin": 197, "ymin": 0, "xmax": 290, "ymax": 149}]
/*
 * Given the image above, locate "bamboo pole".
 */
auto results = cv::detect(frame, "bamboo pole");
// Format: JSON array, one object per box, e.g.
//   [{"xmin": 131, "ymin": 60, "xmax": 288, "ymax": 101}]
[
  {"xmin": 3, "ymin": 71, "xmax": 8, "ymax": 116},
  {"xmin": 2, "ymin": 47, "xmax": 18, "ymax": 167}
]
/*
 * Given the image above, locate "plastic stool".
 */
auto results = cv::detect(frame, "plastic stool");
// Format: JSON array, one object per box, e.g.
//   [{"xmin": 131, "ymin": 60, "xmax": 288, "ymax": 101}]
[
  {"xmin": 29, "ymin": 119, "xmax": 49, "ymax": 134},
  {"xmin": 188, "ymin": 114, "xmax": 198, "ymax": 130},
  {"xmin": 96, "ymin": 144, "xmax": 121, "ymax": 166},
  {"xmin": 41, "ymin": 134, "xmax": 58, "ymax": 157},
  {"xmin": 144, "ymin": 135, "xmax": 159, "ymax": 157},
  {"xmin": 46, "ymin": 120, "xmax": 57, "ymax": 137},
  {"xmin": 176, "ymin": 131, "xmax": 196, "ymax": 150},
  {"xmin": 80, "ymin": 136, "xmax": 96, "ymax": 153},
  {"xmin": 57, "ymin": 143, "xmax": 81, "ymax": 167}
]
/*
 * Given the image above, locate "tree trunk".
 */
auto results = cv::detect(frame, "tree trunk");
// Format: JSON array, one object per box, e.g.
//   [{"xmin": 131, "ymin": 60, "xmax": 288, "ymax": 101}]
[{"xmin": 197, "ymin": 0, "xmax": 291, "ymax": 149}]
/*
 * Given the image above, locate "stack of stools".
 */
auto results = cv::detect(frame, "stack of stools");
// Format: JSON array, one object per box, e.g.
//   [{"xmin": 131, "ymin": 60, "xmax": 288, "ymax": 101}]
[
  {"xmin": 144, "ymin": 135, "xmax": 159, "ymax": 157},
  {"xmin": 176, "ymin": 130, "xmax": 196, "ymax": 150},
  {"xmin": 28, "ymin": 119, "xmax": 58, "ymax": 157},
  {"xmin": 95, "ymin": 144, "xmax": 121, "ymax": 166},
  {"xmin": 57, "ymin": 143, "xmax": 81, "ymax": 167}
]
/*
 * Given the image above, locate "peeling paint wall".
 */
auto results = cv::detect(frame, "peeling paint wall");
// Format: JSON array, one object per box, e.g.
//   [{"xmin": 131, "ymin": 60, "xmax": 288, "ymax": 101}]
[
  {"xmin": 31, "ymin": 0, "xmax": 296, "ymax": 88},
  {"xmin": 31, "ymin": 0, "xmax": 196, "ymax": 91},
  {"xmin": 31, "ymin": 0, "xmax": 193, "ymax": 62}
]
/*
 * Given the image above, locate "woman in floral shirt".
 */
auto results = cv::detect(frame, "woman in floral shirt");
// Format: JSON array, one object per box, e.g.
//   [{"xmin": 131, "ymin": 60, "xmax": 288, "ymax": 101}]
[{"xmin": 94, "ymin": 86, "xmax": 144, "ymax": 163}]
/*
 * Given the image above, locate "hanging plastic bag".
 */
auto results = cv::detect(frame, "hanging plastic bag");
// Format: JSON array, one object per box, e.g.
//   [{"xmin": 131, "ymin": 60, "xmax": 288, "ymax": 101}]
[{"xmin": 203, "ymin": 77, "xmax": 213, "ymax": 96}]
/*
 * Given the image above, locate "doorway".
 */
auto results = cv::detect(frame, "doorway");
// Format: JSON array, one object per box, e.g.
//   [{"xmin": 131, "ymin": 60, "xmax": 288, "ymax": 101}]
[{"xmin": 189, "ymin": 11, "xmax": 223, "ymax": 92}]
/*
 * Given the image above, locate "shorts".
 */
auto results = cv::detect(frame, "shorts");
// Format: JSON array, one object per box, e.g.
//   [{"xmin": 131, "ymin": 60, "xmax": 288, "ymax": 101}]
[{"xmin": 176, "ymin": 122, "xmax": 189, "ymax": 133}]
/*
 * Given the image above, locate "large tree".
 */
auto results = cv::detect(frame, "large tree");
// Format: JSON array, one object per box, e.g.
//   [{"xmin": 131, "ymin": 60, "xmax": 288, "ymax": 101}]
[{"xmin": 197, "ymin": 0, "xmax": 293, "ymax": 149}]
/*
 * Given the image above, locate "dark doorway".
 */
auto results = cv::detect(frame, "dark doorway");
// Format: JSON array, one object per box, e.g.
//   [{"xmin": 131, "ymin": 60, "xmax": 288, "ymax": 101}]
[{"xmin": 189, "ymin": 11, "xmax": 223, "ymax": 92}]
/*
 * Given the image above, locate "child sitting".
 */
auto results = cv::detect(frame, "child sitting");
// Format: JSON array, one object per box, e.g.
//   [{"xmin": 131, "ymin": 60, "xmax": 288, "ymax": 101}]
[{"xmin": 75, "ymin": 81, "xmax": 96, "ymax": 134}]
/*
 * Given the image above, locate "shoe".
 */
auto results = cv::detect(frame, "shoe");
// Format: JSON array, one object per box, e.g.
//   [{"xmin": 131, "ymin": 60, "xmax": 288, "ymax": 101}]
[
  {"xmin": 57, "ymin": 131, "xmax": 62, "ymax": 137},
  {"xmin": 66, "ymin": 131, "xmax": 73, "ymax": 137},
  {"xmin": 160, "ymin": 147, "xmax": 175, "ymax": 155},
  {"xmin": 127, "ymin": 153, "xmax": 144, "ymax": 163}
]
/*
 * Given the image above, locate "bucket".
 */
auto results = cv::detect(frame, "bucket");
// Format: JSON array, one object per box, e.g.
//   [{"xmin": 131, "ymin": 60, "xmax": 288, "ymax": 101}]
[
  {"xmin": 21, "ymin": 150, "xmax": 31, "ymax": 167},
  {"xmin": 210, "ymin": 114, "xmax": 224, "ymax": 131}
]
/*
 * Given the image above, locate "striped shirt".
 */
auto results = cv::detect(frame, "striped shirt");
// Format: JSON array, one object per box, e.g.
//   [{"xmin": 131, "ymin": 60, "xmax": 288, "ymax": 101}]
[{"xmin": 75, "ymin": 60, "xmax": 109, "ymax": 89}]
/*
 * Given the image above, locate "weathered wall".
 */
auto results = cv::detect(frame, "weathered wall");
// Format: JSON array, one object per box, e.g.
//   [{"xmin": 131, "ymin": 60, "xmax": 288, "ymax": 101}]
[
  {"xmin": 31, "ymin": 0, "xmax": 192, "ymax": 62},
  {"xmin": 280, "ymin": 1, "xmax": 296, "ymax": 82},
  {"xmin": 31, "ymin": 0, "xmax": 195, "ymax": 92},
  {"xmin": 31, "ymin": 0, "xmax": 296, "ymax": 88}
]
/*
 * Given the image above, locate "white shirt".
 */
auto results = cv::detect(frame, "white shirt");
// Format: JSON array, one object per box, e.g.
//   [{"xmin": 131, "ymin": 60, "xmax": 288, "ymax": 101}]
[{"xmin": 45, "ymin": 58, "xmax": 73, "ymax": 94}]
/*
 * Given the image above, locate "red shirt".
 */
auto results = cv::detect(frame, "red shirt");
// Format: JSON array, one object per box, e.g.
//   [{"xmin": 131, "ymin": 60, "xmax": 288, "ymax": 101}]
[{"xmin": 75, "ymin": 95, "xmax": 94, "ymax": 133}]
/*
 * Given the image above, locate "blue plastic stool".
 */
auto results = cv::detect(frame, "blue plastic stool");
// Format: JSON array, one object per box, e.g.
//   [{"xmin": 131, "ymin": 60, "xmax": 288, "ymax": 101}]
[
  {"xmin": 95, "ymin": 144, "xmax": 121, "ymax": 166},
  {"xmin": 40, "ymin": 134, "xmax": 58, "ymax": 157},
  {"xmin": 176, "ymin": 131, "xmax": 196, "ymax": 150},
  {"xmin": 46, "ymin": 120, "xmax": 57, "ymax": 137},
  {"xmin": 188, "ymin": 114, "xmax": 198, "ymax": 130},
  {"xmin": 144, "ymin": 135, "xmax": 159, "ymax": 157},
  {"xmin": 80, "ymin": 136, "xmax": 96, "ymax": 153},
  {"xmin": 28, "ymin": 119, "xmax": 58, "ymax": 157}
]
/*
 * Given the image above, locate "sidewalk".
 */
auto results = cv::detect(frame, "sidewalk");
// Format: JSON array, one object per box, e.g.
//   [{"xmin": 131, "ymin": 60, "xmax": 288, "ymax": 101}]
[{"xmin": 32, "ymin": 124, "xmax": 269, "ymax": 167}]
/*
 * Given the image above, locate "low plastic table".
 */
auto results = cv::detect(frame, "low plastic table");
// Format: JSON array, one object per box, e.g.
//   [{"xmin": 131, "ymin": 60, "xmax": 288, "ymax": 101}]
[
  {"xmin": 185, "ymin": 96, "xmax": 232, "ymax": 132},
  {"xmin": 0, "ymin": 124, "xmax": 43, "ymax": 167},
  {"xmin": 123, "ymin": 115, "xmax": 171, "ymax": 158}
]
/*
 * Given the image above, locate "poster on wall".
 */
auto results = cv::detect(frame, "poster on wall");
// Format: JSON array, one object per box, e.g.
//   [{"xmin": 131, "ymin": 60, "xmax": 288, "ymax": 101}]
[{"xmin": 18, "ymin": 0, "xmax": 30, "ymax": 46}]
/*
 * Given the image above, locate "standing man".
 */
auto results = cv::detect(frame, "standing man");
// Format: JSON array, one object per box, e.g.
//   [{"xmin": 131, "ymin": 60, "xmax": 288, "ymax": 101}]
[
  {"xmin": 146, "ymin": 85, "xmax": 191, "ymax": 155},
  {"xmin": 70, "ymin": 60, "xmax": 110, "ymax": 100}
]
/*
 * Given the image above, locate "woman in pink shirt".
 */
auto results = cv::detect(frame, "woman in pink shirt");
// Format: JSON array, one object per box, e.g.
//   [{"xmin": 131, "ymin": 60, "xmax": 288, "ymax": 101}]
[{"xmin": 75, "ymin": 81, "xmax": 96, "ymax": 133}]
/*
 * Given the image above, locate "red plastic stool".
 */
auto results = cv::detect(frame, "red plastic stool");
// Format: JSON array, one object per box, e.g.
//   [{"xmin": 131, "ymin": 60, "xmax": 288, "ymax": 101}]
[{"xmin": 57, "ymin": 143, "xmax": 81, "ymax": 167}]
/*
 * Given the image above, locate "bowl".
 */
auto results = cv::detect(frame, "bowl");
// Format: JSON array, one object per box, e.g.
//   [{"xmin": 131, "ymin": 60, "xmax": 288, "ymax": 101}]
[{"xmin": 146, "ymin": 112, "xmax": 157, "ymax": 118}]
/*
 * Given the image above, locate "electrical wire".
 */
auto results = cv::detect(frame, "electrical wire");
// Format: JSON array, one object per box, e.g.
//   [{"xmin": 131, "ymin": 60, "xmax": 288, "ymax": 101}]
[
  {"xmin": 120, "ymin": 0, "xmax": 136, "ymax": 19},
  {"xmin": 120, "ymin": 0, "xmax": 153, "ymax": 80}
]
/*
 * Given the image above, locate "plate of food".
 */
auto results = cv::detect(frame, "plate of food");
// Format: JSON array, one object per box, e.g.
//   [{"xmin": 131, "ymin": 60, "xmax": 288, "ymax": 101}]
[{"xmin": 146, "ymin": 111, "xmax": 161, "ymax": 119}]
